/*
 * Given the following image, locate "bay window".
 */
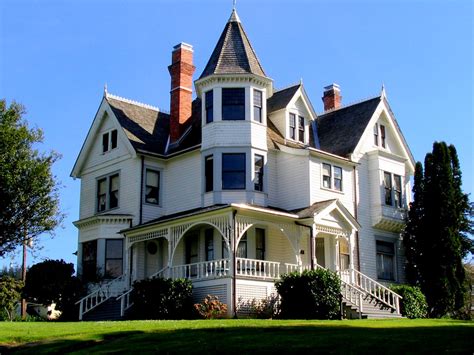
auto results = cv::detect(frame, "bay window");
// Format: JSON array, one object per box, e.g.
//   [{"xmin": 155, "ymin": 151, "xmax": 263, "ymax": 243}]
[
  {"xmin": 97, "ymin": 173, "xmax": 119, "ymax": 212},
  {"xmin": 222, "ymin": 153, "xmax": 246, "ymax": 190},
  {"xmin": 222, "ymin": 88, "xmax": 245, "ymax": 120}
]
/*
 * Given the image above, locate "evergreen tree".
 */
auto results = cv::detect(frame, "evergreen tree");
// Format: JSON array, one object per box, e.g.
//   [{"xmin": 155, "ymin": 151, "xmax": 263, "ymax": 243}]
[{"xmin": 404, "ymin": 142, "xmax": 473, "ymax": 317}]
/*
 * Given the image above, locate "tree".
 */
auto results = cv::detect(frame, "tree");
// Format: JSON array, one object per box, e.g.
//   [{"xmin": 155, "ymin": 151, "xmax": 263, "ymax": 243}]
[
  {"xmin": 22, "ymin": 259, "xmax": 84, "ymax": 321},
  {"xmin": 0, "ymin": 99, "xmax": 63, "ymax": 256},
  {"xmin": 0, "ymin": 276, "xmax": 24, "ymax": 321},
  {"xmin": 404, "ymin": 142, "xmax": 473, "ymax": 317}
]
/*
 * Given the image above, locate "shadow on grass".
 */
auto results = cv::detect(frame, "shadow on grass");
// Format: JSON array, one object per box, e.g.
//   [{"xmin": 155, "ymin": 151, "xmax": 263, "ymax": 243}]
[{"xmin": 3, "ymin": 324, "xmax": 474, "ymax": 354}]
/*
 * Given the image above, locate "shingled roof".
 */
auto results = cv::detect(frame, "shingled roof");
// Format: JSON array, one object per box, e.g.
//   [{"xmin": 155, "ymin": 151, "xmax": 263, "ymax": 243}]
[
  {"xmin": 317, "ymin": 96, "xmax": 381, "ymax": 157},
  {"xmin": 199, "ymin": 9, "xmax": 266, "ymax": 79},
  {"xmin": 267, "ymin": 84, "xmax": 301, "ymax": 113}
]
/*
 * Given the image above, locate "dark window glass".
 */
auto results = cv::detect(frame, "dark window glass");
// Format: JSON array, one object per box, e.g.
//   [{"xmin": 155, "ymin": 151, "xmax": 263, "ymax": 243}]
[
  {"xmin": 205, "ymin": 229, "xmax": 214, "ymax": 261},
  {"xmin": 109, "ymin": 174, "xmax": 119, "ymax": 209},
  {"xmin": 289, "ymin": 113, "xmax": 296, "ymax": 140},
  {"xmin": 256, "ymin": 228, "xmax": 265, "ymax": 261},
  {"xmin": 254, "ymin": 154, "xmax": 264, "ymax": 191},
  {"xmin": 205, "ymin": 155, "xmax": 213, "ymax": 192},
  {"xmin": 298, "ymin": 116, "xmax": 305, "ymax": 143},
  {"xmin": 222, "ymin": 238, "xmax": 229, "ymax": 259},
  {"xmin": 105, "ymin": 239, "xmax": 123, "ymax": 278},
  {"xmin": 394, "ymin": 174, "xmax": 402, "ymax": 208},
  {"xmin": 222, "ymin": 153, "xmax": 246, "ymax": 190},
  {"xmin": 322, "ymin": 163, "xmax": 332, "ymax": 189},
  {"xmin": 97, "ymin": 178, "xmax": 107, "ymax": 212},
  {"xmin": 102, "ymin": 132, "xmax": 109, "ymax": 153},
  {"xmin": 334, "ymin": 166, "xmax": 343, "ymax": 191},
  {"xmin": 222, "ymin": 88, "xmax": 245, "ymax": 120},
  {"xmin": 237, "ymin": 232, "xmax": 247, "ymax": 258},
  {"xmin": 380, "ymin": 125, "xmax": 386, "ymax": 148},
  {"xmin": 376, "ymin": 241, "xmax": 395, "ymax": 280},
  {"xmin": 147, "ymin": 241, "xmax": 157, "ymax": 255},
  {"xmin": 185, "ymin": 234, "xmax": 199, "ymax": 276},
  {"xmin": 111, "ymin": 129, "xmax": 118, "ymax": 149},
  {"xmin": 384, "ymin": 172, "xmax": 393, "ymax": 206},
  {"xmin": 374, "ymin": 123, "xmax": 379, "ymax": 146},
  {"xmin": 205, "ymin": 90, "xmax": 213, "ymax": 123},
  {"xmin": 253, "ymin": 89, "xmax": 262, "ymax": 123},
  {"xmin": 145, "ymin": 169, "xmax": 160, "ymax": 204},
  {"xmin": 82, "ymin": 240, "xmax": 97, "ymax": 282}
]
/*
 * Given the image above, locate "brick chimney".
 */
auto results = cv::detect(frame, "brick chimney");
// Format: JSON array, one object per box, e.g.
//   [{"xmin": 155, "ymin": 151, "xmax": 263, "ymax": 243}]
[
  {"xmin": 322, "ymin": 83, "xmax": 342, "ymax": 111},
  {"xmin": 168, "ymin": 43, "xmax": 195, "ymax": 142}
]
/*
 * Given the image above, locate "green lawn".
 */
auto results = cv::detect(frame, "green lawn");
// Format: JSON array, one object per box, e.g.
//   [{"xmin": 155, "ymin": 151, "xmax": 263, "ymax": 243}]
[{"xmin": 0, "ymin": 319, "xmax": 472, "ymax": 354}]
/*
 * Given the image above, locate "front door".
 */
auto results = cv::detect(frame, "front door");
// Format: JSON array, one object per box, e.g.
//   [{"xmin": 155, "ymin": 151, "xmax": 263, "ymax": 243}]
[{"xmin": 316, "ymin": 238, "xmax": 326, "ymax": 268}]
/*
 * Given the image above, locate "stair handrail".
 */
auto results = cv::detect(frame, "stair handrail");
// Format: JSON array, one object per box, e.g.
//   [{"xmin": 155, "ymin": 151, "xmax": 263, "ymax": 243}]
[
  {"xmin": 76, "ymin": 274, "xmax": 126, "ymax": 320},
  {"xmin": 340, "ymin": 279, "xmax": 365, "ymax": 318},
  {"xmin": 349, "ymin": 268, "xmax": 402, "ymax": 314}
]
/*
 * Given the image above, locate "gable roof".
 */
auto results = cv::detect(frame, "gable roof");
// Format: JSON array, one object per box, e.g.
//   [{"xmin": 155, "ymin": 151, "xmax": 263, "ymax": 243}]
[
  {"xmin": 317, "ymin": 96, "xmax": 381, "ymax": 157},
  {"xmin": 199, "ymin": 9, "xmax": 266, "ymax": 79},
  {"xmin": 267, "ymin": 84, "xmax": 301, "ymax": 113}
]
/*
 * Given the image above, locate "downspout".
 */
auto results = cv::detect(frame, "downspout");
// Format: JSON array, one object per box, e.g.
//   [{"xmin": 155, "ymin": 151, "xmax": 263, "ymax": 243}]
[
  {"xmin": 232, "ymin": 210, "xmax": 238, "ymax": 318},
  {"xmin": 295, "ymin": 222, "xmax": 314, "ymax": 270},
  {"xmin": 139, "ymin": 155, "xmax": 144, "ymax": 225},
  {"xmin": 353, "ymin": 166, "xmax": 361, "ymax": 270}
]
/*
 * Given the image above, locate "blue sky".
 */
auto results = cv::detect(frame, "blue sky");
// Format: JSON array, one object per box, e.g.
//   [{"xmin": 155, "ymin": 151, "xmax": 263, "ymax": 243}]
[{"xmin": 1, "ymin": 0, "xmax": 472, "ymax": 269}]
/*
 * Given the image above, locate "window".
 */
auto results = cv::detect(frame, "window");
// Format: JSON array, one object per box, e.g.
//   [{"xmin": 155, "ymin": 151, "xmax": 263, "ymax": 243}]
[
  {"xmin": 102, "ymin": 129, "xmax": 118, "ymax": 153},
  {"xmin": 254, "ymin": 154, "xmax": 264, "ymax": 191},
  {"xmin": 373, "ymin": 123, "xmax": 379, "ymax": 146},
  {"xmin": 237, "ymin": 232, "xmax": 247, "ymax": 258},
  {"xmin": 205, "ymin": 229, "xmax": 214, "ymax": 261},
  {"xmin": 394, "ymin": 174, "xmax": 402, "ymax": 208},
  {"xmin": 205, "ymin": 90, "xmax": 213, "ymax": 123},
  {"xmin": 322, "ymin": 163, "xmax": 332, "ymax": 189},
  {"xmin": 82, "ymin": 240, "xmax": 97, "ymax": 282},
  {"xmin": 105, "ymin": 239, "xmax": 123, "ymax": 278},
  {"xmin": 185, "ymin": 234, "xmax": 198, "ymax": 276},
  {"xmin": 205, "ymin": 155, "xmax": 213, "ymax": 192},
  {"xmin": 298, "ymin": 116, "xmax": 305, "ymax": 143},
  {"xmin": 384, "ymin": 172, "xmax": 393, "ymax": 206},
  {"xmin": 333, "ymin": 166, "xmax": 342, "ymax": 191},
  {"xmin": 222, "ymin": 88, "xmax": 245, "ymax": 120},
  {"xmin": 256, "ymin": 228, "xmax": 265, "ymax": 260},
  {"xmin": 253, "ymin": 89, "xmax": 262, "ymax": 123},
  {"xmin": 289, "ymin": 113, "xmax": 296, "ymax": 140},
  {"xmin": 222, "ymin": 238, "xmax": 229, "ymax": 259},
  {"xmin": 145, "ymin": 169, "xmax": 160, "ymax": 204},
  {"xmin": 376, "ymin": 240, "xmax": 395, "ymax": 280},
  {"xmin": 222, "ymin": 153, "xmax": 246, "ymax": 190},
  {"xmin": 380, "ymin": 125, "xmax": 386, "ymax": 148},
  {"xmin": 339, "ymin": 239, "xmax": 350, "ymax": 271},
  {"xmin": 97, "ymin": 173, "xmax": 120, "ymax": 212},
  {"xmin": 384, "ymin": 172, "xmax": 403, "ymax": 207}
]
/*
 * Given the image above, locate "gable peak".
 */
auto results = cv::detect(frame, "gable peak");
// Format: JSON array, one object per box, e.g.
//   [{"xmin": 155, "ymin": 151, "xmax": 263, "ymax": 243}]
[{"xmin": 228, "ymin": 8, "xmax": 241, "ymax": 23}]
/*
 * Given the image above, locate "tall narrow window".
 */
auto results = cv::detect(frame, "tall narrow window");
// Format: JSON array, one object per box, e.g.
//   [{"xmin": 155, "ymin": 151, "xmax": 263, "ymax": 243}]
[
  {"xmin": 185, "ymin": 234, "xmax": 198, "ymax": 277},
  {"xmin": 298, "ymin": 116, "xmax": 305, "ymax": 143},
  {"xmin": 334, "ymin": 166, "xmax": 343, "ymax": 191},
  {"xmin": 380, "ymin": 125, "xmax": 386, "ymax": 148},
  {"xmin": 111, "ymin": 129, "xmax": 118, "ymax": 149},
  {"xmin": 394, "ymin": 174, "xmax": 402, "ymax": 208},
  {"xmin": 97, "ymin": 178, "xmax": 107, "ymax": 212},
  {"xmin": 109, "ymin": 174, "xmax": 119, "ymax": 209},
  {"xmin": 384, "ymin": 172, "xmax": 393, "ymax": 206},
  {"xmin": 97, "ymin": 174, "xmax": 120, "ymax": 212},
  {"xmin": 322, "ymin": 163, "xmax": 332, "ymax": 189},
  {"xmin": 205, "ymin": 155, "xmax": 214, "ymax": 192},
  {"xmin": 254, "ymin": 154, "xmax": 264, "ymax": 191},
  {"xmin": 222, "ymin": 88, "xmax": 245, "ymax": 120},
  {"xmin": 145, "ymin": 169, "xmax": 160, "ymax": 204},
  {"xmin": 102, "ymin": 132, "xmax": 109, "ymax": 153},
  {"xmin": 253, "ymin": 89, "xmax": 262, "ymax": 123},
  {"xmin": 339, "ymin": 239, "xmax": 350, "ymax": 271},
  {"xmin": 205, "ymin": 90, "xmax": 213, "ymax": 123},
  {"xmin": 237, "ymin": 232, "xmax": 247, "ymax": 258},
  {"xmin": 105, "ymin": 239, "xmax": 123, "ymax": 278},
  {"xmin": 205, "ymin": 229, "xmax": 214, "ymax": 261},
  {"xmin": 222, "ymin": 238, "xmax": 229, "ymax": 259},
  {"xmin": 82, "ymin": 240, "xmax": 97, "ymax": 282},
  {"xmin": 374, "ymin": 123, "xmax": 379, "ymax": 146},
  {"xmin": 289, "ymin": 113, "xmax": 296, "ymax": 140},
  {"xmin": 376, "ymin": 240, "xmax": 395, "ymax": 280},
  {"xmin": 256, "ymin": 228, "xmax": 265, "ymax": 261},
  {"xmin": 222, "ymin": 153, "xmax": 246, "ymax": 190}
]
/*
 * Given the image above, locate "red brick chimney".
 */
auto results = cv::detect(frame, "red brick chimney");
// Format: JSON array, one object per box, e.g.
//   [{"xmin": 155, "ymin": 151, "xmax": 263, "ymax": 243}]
[
  {"xmin": 322, "ymin": 84, "xmax": 342, "ymax": 111},
  {"xmin": 168, "ymin": 43, "xmax": 195, "ymax": 142}
]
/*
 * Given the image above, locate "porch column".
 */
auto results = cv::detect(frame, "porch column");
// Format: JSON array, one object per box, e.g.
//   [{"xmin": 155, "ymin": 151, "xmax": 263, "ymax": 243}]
[
  {"xmin": 335, "ymin": 237, "xmax": 340, "ymax": 272},
  {"xmin": 348, "ymin": 231, "xmax": 355, "ymax": 284},
  {"xmin": 312, "ymin": 225, "xmax": 318, "ymax": 269}
]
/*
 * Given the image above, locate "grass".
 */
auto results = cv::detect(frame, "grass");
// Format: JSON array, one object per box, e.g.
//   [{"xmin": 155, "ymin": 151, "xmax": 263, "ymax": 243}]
[{"xmin": 0, "ymin": 319, "xmax": 472, "ymax": 354}]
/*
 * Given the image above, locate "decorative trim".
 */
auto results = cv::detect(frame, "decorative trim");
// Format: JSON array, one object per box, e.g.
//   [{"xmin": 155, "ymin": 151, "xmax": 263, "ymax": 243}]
[
  {"xmin": 128, "ymin": 228, "xmax": 168, "ymax": 245},
  {"xmin": 106, "ymin": 92, "xmax": 161, "ymax": 112},
  {"xmin": 315, "ymin": 225, "xmax": 347, "ymax": 237},
  {"xmin": 73, "ymin": 214, "xmax": 133, "ymax": 229}
]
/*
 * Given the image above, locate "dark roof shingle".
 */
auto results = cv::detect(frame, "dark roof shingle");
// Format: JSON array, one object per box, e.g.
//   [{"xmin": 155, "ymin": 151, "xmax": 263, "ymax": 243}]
[{"xmin": 267, "ymin": 84, "xmax": 300, "ymax": 113}]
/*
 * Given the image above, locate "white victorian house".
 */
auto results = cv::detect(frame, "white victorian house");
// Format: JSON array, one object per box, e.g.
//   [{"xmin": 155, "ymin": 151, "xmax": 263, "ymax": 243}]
[{"xmin": 71, "ymin": 9, "xmax": 415, "ymax": 320}]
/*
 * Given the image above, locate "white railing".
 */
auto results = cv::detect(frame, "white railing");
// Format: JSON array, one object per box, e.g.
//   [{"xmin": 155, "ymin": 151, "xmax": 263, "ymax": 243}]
[
  {"xmin": 169, "ymin": 259, "xmax": 230, "ymax": 280},
  {"xmin": 236, "ymin": 258, "xmax": 281, "ymax": 279},
  {"xmin": 340, "ymin": 280, "xmax": 364, "ymax": 318},
  {"xmin": 76, "ymin": 274, "xmax": 127, "ymax": 320},
  {"xmin": 346, "ymin": 268, "xmax": 402, "ymax": 314}
]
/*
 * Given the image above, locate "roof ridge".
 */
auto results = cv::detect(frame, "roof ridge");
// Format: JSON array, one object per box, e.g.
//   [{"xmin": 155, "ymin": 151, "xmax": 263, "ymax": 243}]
[
  {"xmin": 106, "ymin": 92, "xmax": 162, "ymax": 112},
  {"xmin": 237, "ymin": 21, "xmax": 266, "ymax": 76},
  {"xmin": 318, "ymin": 94, "xmax": 381, "ymax": 116},
  {"xmin": 274, "ymin": 82, "xmax": 301, "ymax": 92}
]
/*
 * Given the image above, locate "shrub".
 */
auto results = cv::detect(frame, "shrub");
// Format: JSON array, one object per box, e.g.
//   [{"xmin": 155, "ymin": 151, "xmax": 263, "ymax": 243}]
[
  {"xmin": 237, "ymin": 294, "xmax": 280, "ymax": 319},
  {"xmin": 390, "ymin": 284, "xmax": 428, "ymax": 319},
  {"xmin": 131, "ymin": 277, "xmax": 193, "ymax": 320},
  {"xmin": 194, "ymin": 295, "xmax": 228, "ymax": 319},
  {"xmin": 0, "ymin": 276, "xmax": 23, "ymax": 321},
  {"xmin": 275, "ymin": 269, "xmax": 341, "ymax": 320}
]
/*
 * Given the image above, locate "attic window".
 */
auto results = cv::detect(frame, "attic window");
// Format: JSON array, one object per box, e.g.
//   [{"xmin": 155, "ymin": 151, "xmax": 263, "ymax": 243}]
[
  {"xmin": 222, "ymin": 88, "xmax": 245, "ymax": 120},
  {"xmin": 298, "ymin": 116, "xmax": 305, "ymax": 143},
  {"xmin": 380, "ymin": 125, "xmax": 386, "ymax": 148},
  {"xmin": 289, "ymin": 113, "xmax": 296, "ymax": 140},
  {"xmin": 102, "ymin": 129, "xmax": 118, "ymax": 153}
]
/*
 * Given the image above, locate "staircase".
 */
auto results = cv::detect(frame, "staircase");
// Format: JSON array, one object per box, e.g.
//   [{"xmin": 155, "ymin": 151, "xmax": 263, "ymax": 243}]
[{"xmin": 82, "ymin": 298, "xmax": 122, "ymax": 321}]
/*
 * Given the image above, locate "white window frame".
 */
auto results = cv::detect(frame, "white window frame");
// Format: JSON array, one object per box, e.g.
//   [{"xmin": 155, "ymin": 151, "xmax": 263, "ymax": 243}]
[
  {"xmin": 383, "ymin": 171, "xmax": 403, "ymax": 208},
  {"xmin": 144, "ymin": 167, "xmax": 161, "ymax": 206},
  {"xmin": 96, "ymin": 171, "xmax": 120, "ymax": 213},
  {"xmin": 321, "ymin": 163, "xmax": 343, "ymax": 192}
]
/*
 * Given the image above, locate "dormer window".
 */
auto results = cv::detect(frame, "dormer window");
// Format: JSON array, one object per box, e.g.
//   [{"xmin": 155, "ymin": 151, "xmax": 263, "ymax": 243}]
[
  {"xmin": 222, "ymin": 88, "xmax": 245, "ymax": 120},
  {"xmin": 289, "ymin": 113, "xmax": 305, "ymax": 142},
  {"xmin": 102, "ymin": 129, "xmax": 118, "ymax": 153},
  {"xmin": 374, "ymin": 123, "xmax": 379, "ymax": 146},
  {"xmin": 205, "ymin": 90, "xmax": 213, "ymax": 123},
  {"xmin": 253, "ymin": 89, "xmax": 262, "ymax": 123},
  {"xmin": 380, "ymin": 125, "xmax": 386, "ymax": 148},
  {"xmin": 298, "ymin": 116, "xmax": 305, "ymax": 143},
  {"xmin": 289, "ymin": 113, "xmax": 296, "ymax": 140}
]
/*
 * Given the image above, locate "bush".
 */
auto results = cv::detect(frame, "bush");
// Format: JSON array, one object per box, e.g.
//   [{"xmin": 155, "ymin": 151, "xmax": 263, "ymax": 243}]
[
  {"xmin": 237, "ymin": 294, "xmax": 280, "ymax": 319},
  {"xmin": 390, "ymin": 284, "xmax": 428, "ymax": 319},
  {"xmin": 194, "ymin": 295, "xmax": 228, "ymax": 319},
  {"xmin": 0, "ymin": 276, "xmax": 23, "ymax": 321},
  {"xmin": 131, "ymin": 277, "xmax": 193, "ymax": 320},
  {"xmin": 275, "ymin": 269, "xmax": 341, "ymax": 319}
]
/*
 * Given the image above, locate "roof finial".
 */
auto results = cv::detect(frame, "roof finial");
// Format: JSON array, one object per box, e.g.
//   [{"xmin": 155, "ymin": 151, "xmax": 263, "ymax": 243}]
[
  {"xmin": 233, "ymin": 0, "xmax": 236, "ymax": 10},
  {"xmin": 381, "ymin": 83, "xmax": 386, "ymax": 98},
  {"xmin": 228, "ymin": 1, "xmax": 240, "ymax": 22},
  {"xmin": 300, "ymin": 78, "xmax": 303, "ymax": 86},
  {"xmin": 104, "ymin": 83, "xmax": 108, "ymax": 98}
]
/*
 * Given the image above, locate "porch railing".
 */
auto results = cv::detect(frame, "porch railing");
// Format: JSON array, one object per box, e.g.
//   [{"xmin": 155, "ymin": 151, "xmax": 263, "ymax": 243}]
[
  {"xmin": 76, "ymin": 274, "xmax": 127, "ymax": 320},
  {"xmin": 169, "ymin": 259, "xmax": 230, "ymax": 280},
  {"xmin": 340, "ymin": 268, "xmax": 401, "ymax": 314},
  {"xmin": 340, "ymin": 280, "xmax": 364, "ymax": 318},
  {"xmin": 236, "ymin": 258, "xmax": 281, "ymax": 279}
]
